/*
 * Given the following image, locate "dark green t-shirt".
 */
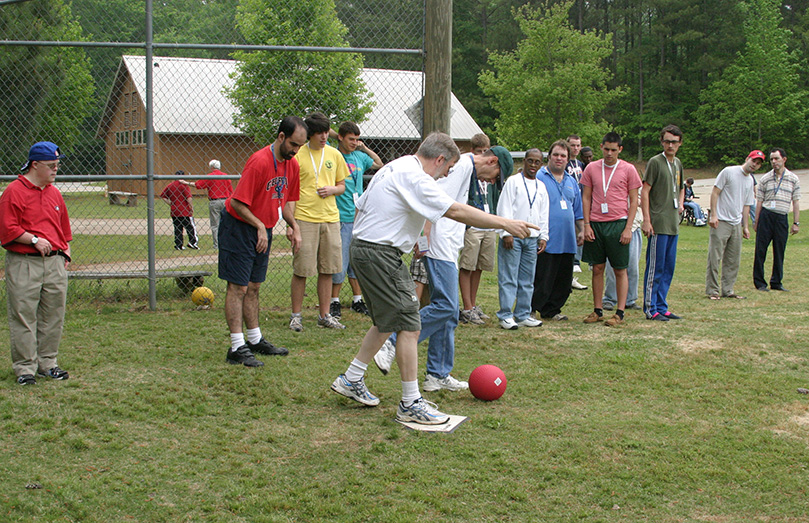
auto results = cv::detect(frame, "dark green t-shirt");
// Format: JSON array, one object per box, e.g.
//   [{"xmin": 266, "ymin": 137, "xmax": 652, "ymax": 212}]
[{"xmin": 643, "ymin": 153, "xmax": 683, "ymax": 235}]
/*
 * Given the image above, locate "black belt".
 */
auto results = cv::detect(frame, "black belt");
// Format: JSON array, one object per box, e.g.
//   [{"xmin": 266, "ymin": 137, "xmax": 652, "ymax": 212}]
[{"xmin": 23, "ymin": 250, "xmax": 71, "ymax": 262}]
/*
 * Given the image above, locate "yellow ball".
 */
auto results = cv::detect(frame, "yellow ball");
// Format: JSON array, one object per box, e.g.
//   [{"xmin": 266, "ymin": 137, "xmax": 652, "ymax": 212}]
[{"xmin": 191, "ymin": 286, "xmax": 214, "ymax": 306}]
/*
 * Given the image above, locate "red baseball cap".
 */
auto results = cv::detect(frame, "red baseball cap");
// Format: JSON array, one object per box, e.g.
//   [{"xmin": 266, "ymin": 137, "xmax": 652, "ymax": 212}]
[{"xmin": 747, "ymin": 150, "xmax": 765, "ymax": 161}]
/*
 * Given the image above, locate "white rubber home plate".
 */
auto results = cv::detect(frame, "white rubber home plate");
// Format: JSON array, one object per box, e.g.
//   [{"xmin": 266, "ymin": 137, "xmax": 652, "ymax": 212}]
[{"xmin": 395, "ymin": 414, "xmax": 469, "ymax": 433}]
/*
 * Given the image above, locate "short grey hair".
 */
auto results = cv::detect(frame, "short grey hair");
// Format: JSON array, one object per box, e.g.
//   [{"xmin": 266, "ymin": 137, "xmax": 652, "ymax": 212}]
[
  {"xmin": 209, "ymin": 159, "xmax": 221, "ymax": 170},
  {"xmin": 417, "ymin": 132, "xmax": 460, "ymax": 163}
]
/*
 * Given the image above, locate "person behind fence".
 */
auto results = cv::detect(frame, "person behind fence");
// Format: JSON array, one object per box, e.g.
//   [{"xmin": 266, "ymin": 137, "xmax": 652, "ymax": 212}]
[
  {"xmin": 330, "ymin": 121, "xmax": 382, "ymax": 320},
  {"xmin": 330, "ymin": 132, "xmax": 537, "ymax": 425},
  {"xmin": 183, "ymin": 160, "xmax": 233, "ymax": 249},
  {"xmin": 290, "ymin": 112, "xmax": 348, "ymax": 332},
  {"xmin": 705, "ymin": 150, "xmax": 759, "ymax": 300},
  {"xmin": 496, "ymin": 148, "xmax": 549, "ymax": 330},
  {"xmin": 161, "ymin": 172, "xmax": 199, "ymax": 250},
  {"xmin": 219, "ymin": 116, "xmax": 306, "ymax": 367},
  {"xmin": 0, "ymin": 142, "xmax": 72, "ymax": 385}
]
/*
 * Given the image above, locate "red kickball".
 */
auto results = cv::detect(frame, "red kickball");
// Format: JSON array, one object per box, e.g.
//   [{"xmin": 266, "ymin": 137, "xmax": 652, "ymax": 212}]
[{"xmin": 468, "ymin": 364, "xmax": 507, "ymax": 401}]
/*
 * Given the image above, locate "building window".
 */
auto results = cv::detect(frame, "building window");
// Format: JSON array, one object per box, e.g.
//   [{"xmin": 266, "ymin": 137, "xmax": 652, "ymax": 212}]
[
  {"xmin": 124, "ymin": 93, "xmax": 130, "ymax": 109},
  {"xmin": 124, "ymin": 111, "xmax": 130, "ymax": 129}
]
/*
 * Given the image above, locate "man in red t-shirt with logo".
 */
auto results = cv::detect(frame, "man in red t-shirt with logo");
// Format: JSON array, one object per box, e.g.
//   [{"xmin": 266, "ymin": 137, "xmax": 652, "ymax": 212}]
[
  {"xmin": 161, "ymin": 172, "xmax": 198, "ymax": 250},
  {"xmin": 0, "ymin": 142, "xmax": 72, "ymax": 385},
  {"xmin": 219, "ymin": 116, "xmax": 307, "ymax": 367},
  {"xmin": 183, "ymin": 159, "xmax": 234, "ymax": 249}
]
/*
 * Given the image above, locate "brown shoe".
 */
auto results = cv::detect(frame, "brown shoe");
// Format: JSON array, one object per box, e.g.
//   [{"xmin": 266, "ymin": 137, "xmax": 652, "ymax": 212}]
[
  {"xmin": 583, "ymin": 311, "xmax": 604, "ymax": 324},
  {"xmin": 604, "ymin": 314, "xmax": 623, "ymax": 327}
]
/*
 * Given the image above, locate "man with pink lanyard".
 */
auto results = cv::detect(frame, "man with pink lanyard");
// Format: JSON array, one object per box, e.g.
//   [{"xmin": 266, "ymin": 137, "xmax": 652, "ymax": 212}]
[{"xmin": 580, "ymin": 132, "xmax": 642, "ymax": 327}]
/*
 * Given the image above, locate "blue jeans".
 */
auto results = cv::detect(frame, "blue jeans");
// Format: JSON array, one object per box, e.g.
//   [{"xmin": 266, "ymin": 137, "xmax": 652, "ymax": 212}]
[
  {"xmin": 332, "ymin": 222, "xmax": 355, "ymax": 285},
  {"xmin": 388, "ymin": 257, "xmax": 459, "ymax": 378},
  {"xmin": 497, "ymin": 236, "xmax": 538, "ymax": 322},
  {"xmin": 683, "ymin": 201, "xmax": 705, "ymax": 222},
  {"xmin": 604, "ymin": 228, "xmax": 642, "ymax": 307}
]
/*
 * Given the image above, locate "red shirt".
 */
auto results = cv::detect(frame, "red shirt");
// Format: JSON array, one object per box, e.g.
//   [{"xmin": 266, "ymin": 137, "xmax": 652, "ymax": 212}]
[
  {"xmin": 0, "ymin": 175, "xmax": 72, "ymax": 253},
  {"xmin": 226, "ymin": 145, "xmax": 300, "ymax": 228},
  {"xmin": 195, "ymin": 170, "xmax": 234, "ymax": 200},
  {"xmin": 160, "ymin": 180, "xmax": 193, "ymax": 217}
]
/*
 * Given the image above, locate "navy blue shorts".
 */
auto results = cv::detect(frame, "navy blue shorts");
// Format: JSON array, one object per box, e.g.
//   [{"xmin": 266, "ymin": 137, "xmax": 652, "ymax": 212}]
[{"xmin": 218, "ymin": 210, "xmax": 272, "ymax": 286}]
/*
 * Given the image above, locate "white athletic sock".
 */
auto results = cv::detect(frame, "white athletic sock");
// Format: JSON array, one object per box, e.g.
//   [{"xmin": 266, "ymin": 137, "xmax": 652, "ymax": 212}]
[
  {"xmin": 352, "ymin": 295, "xmax": 362, "ymax": 303},
  {"xmin": 230, "ymin": 333, "xmax": 245, "ymax": 352},
  {"xmin": 401, "ymin": 380, "xmax": 420, "ymax": 406},
  {"xmin": 246, "ymin": 327, "xmax": 262, "ymax": 345},
  {"xmin": 331, "ymin": 297, "xmax": 340, "ymax": 304},
  {"xmin": 345, "ymin": 359, "xmax": 368, "ymax": 383}
]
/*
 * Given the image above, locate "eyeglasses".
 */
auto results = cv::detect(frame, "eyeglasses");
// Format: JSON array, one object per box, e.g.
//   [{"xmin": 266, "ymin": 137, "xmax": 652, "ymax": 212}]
[
  {"xmin": 662, "ymin": 140, "xmax": 681, "ymax": 145},
  {"xmin": 36, "ymin": 161, "xmax": 59, "ymax": 171}
]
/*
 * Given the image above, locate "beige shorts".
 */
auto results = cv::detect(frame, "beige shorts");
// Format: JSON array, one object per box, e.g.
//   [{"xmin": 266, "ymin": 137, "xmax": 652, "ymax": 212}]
[
  {"xmin": 458, "ymin": 228, "xmax": 497, "ymax": 271},
  {"xmin": 292, "ymin": 220, "xmax": 342, "ymax": 277}
]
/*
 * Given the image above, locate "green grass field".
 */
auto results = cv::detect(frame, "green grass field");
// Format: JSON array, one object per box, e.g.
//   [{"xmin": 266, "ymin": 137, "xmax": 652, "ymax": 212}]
[{"xmin": 2, "ymin": 223, "xmax": 809, "ymax": 521}]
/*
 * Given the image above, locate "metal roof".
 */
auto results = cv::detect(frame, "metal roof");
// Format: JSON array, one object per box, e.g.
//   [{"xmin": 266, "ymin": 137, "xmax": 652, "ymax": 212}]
[{"xmin": 114, "ymin": 55, "xmax": 482, "ymax": 140}]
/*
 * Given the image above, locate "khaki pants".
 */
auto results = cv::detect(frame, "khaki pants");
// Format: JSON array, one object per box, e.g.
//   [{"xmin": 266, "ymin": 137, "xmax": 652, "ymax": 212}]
[
  {"xmin": 705, "ymin": 220, "xmax": 742, "ymax": 297},
  {"xmin": 6, "ymin": 252, "xmax": 68, "ymax": 377}
]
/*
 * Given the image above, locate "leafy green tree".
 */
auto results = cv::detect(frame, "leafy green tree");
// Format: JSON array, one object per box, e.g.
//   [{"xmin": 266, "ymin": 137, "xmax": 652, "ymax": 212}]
[
  {"xmin": 227, "ymin": 0, "xmax": 372, "ymax": 145},
  {"xmin": 0, "ymin": 0, "xmax": 95, "ymax": 175},
  {"xmin": 479, "ymin": 1, "xmax": 622, "ymax": 151},
  {"xmin": 694, "ymin": 0, "xmax": 807, "ymax": 163}
]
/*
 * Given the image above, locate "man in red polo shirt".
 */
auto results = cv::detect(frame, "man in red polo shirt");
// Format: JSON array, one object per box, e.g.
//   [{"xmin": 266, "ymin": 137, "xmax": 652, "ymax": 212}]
[
  {"xmin": 219, "ymin": 116, "xmax": 307, "ymax": 367},
  {"xmin": 0, "ymin": 142, "xmax": 72, "ymax": 385},
  {"xmin": 183, "ymin": 159, "xmax": 234, "ymax": 249},
  {"xmin": 161, "ymin": 172, "xmax": 198, "ymax": 250}
]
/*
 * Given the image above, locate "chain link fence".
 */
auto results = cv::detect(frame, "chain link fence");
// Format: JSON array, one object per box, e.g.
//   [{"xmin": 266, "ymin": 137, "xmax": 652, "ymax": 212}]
[{"xmin": 0, "ymin": 0, "xmax": 426, "ymax": 310}]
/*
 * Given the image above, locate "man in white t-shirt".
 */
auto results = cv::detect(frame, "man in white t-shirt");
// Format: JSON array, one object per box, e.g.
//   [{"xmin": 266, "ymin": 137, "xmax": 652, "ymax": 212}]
[
  {"xmin": 330, "ymin": 133, "xmax": 536, "ymax": 425},
  {"xmin": 372, "ymin": 146, "xmax": 512, "ymax": 391},
  {"xmin": 705, "ymin": 150, "xmax": 761, "ymax": 299}
]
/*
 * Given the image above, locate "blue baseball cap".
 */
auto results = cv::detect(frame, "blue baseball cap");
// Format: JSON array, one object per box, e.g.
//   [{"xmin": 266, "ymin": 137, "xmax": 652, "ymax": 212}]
[{"xmin": 21, "ymin": 141, "xmax": 61, "ymax": 171}]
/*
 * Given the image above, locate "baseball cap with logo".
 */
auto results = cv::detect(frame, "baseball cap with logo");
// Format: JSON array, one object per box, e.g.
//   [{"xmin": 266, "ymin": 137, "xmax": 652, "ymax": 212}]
[
  {"xmin": 489, "ymin": 146, "xmax": 514, "ymax": 180},
  {"xmin": 747, "ymin": 150, "xmax": 765, "ymax": 161},
  {"xmin": 21, "ymin": 141, "xmax": 61, "ymax": 171}
]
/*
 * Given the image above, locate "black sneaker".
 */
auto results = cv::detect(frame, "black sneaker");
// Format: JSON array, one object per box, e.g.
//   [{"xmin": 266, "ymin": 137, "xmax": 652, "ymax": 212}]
[
  {"xmin": 247, "ymin": 337, "xmax": 289, "ymax": 356},
  {"xmin": 38, "ymin": 367, "xmax": 69, "ymax": 380},
  {"xmin": 330, "ymin": 301, "xmax": 342, "ymax": 320},
  {"xmin": 187, "ymin": 243, "xmax": 199, "ymax": 250},
  {"xmin": 226, "ymin": 346, "xmax": 264, "ymax": 367},
  {"xmin": 350, "ymin": 299, "xmax": 370, "ymax": 316},
  {"xmin": 17, "ymin": 374, "xmax": 36, "ymax": 385},
  {"xmin": 174, "ymin": 245, "xmax": 185, "ymax": 251}
]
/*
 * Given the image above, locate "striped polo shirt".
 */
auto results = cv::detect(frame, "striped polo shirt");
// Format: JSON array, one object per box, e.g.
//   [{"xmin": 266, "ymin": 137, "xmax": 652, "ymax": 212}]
[{"xmin": 756, "ymin": 169, "xmax": 800, "ymax": 215}]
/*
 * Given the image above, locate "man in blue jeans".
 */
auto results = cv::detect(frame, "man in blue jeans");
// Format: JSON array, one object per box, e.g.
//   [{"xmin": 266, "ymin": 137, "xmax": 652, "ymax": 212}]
[{"xmin": 373, "ymin": 147, "xmax": 513, "ymax": 390}]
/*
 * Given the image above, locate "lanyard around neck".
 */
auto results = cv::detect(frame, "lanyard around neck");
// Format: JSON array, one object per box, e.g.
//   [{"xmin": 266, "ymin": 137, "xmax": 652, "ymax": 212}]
[
  {"xmin": 522, "ymin": 173, "xmax": 538, "ymax": 209},
  {"xmin": 308, "ymin": 145, "xmax": 326, "ymax": 188},
  {"xmin": 271, "ymin": 144, "xmax": 285, "ymax": 180},
  {"xmin": 601, "ymin": 160, "xmax": 620, "ymax": 198}
]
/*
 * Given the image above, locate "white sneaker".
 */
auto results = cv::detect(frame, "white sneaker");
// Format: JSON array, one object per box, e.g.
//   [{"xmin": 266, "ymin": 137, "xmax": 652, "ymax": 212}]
[
  {"xmin": 517, "ymin": 316, "xmax": 542, "ymax": 327},
  {"xmin": 571, "ymin": 277, "xmax": 588, "ymax": 290},
  {"xmin": 423, "ymin": 374, "xmax": 469, "ymax": 392},
  {"xmin": 573, "ymin": 264, "xmax": 582, "ymax": 273},
  {"xmin": 473, "ymin": 305, "xmax": 490, "ymax": 320},
  {"xmin": 499, "ymin": 317, "xmax": 519, "ymax": 330},
  {"xmin": 317, "ymin": 313, "xmax": 346, "ymax": 329},
  {"xmin": 289, "ymin": 315, "xmax": 303, "ymax": 332},
  {"xmin": 373, "ymin": 339, "xmax": 396, "ymax": 375},
  {"xmin": 330, "ymin": 374, "xmax": 380, "ymax": 406},
  {"xmin": 396, "ymin": 397, "xmax": 449, "ymax": 425}
]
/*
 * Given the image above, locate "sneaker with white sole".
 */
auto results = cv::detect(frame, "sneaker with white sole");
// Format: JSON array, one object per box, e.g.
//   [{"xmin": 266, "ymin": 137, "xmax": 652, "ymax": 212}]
[
  {"xmin": 289, "ymin": 315, "xmax": 303, "ymax": 332},
  {"xmin": 460, "ymin": 309, "xmax": 485, "ymax": 325},
  {"xmin": 396, "ymin": 397, "xmax": 449, "ymax": 425},
  {"xmin": 329, "ymin": 301, "xmax": 342, "ymax": 320},
  {"xmin": 330, "ymin": 374, "xmax": 380, "ymax": 406},
  {"xmin": 423, "ymin": 374, "xmax": 468, "ymax": 392},
  {"xmin": 571, "ymin": 277, "xmax": 588, "ymax": 290},
  {"xmin": 473, "ymin": 305, "xmax": 490, "ymax": 320},
  {"xmin": 517, "ymin": 316, "xmax": 542, "ymax": 327},
  {"xmin": 350, "ymin": 299, "xmax": 370, "ymax": 316},
  {"xmin": 373, "ymin": 339, "xmax": 396, "ymax": 375},
  {"xmin": 317, "ymin": 313, "xmax": 346, "ymax": 329},
  {"xmin": 573, "ymin": 264, "xmax": 582, "ymax": 273},
  {"xmin": 499, "ymin": 317, "xmax": 519, "ymax": 330},
  {"xmin": 37, "ymin": 366, "xmax": 69, "ymax": 380}
]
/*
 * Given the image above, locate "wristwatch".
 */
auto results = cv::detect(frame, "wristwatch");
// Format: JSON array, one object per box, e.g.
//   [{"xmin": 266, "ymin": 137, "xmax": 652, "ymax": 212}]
[
  {"xmin": 794, "ymin": 222, "xmax": 800, "ymax": 226},
  {"xmin": 31, "ymin": 236, "xmax": 39, "ymax": 245}
]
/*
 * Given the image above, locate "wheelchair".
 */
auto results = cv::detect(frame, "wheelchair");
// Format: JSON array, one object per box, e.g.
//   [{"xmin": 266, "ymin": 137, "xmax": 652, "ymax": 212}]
[{"xmin": 680, "ymin": 202, "xmax": 705, "ymax": 226}]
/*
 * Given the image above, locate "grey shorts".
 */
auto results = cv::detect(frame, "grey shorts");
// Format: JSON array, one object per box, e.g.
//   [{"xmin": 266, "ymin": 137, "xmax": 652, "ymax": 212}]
[{"xmin": 350, "ymin": 239, "xmax": 421, "ymax": 333}]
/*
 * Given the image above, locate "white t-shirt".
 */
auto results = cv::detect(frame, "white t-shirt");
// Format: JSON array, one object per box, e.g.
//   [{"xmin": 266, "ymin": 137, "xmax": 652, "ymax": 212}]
[
  {"xmin": 714, "ymin": 165, "xmax": 756, "ymax": 225},
  {"xmin": 427, "ymin": 154, "xmax": 474, "ymax": 265},
  {"xmin": 353, "ymin": 155, "xmax": 455, "ymax": 253},
  {"xmin": 497, "ymin": 172, "xmax": 550, "ymax": 241}
]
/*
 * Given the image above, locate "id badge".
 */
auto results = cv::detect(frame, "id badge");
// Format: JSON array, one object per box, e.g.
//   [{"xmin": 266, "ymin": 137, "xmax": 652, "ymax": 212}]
[
  {"xmin": 417, "ymin": 235, "xmax": 429, "ymax": 254},
  {"xmin": 765, "ymin": 200, "xmax": 777, "ymax": 210},
  {"xmin": 560, "ymin": 200, "xmax": 568, "ymax": 210},
  {"xmin": 673, "ymin": 198, "xmax": 679, "ymax": 209},
  {"xmin": 601, "ymin": 202, "xmax": 609, "ymax": 214},
  {"xmin": 353, "ymin": 193, "xmax": 359, "ymax": 206}
]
